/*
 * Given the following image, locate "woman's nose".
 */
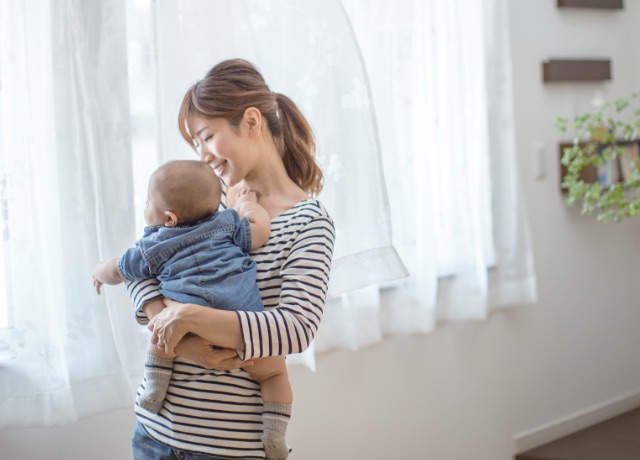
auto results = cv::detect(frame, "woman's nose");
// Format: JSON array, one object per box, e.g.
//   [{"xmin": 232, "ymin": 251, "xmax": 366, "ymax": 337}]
[{"xmin": 200, "ymin": 149, "xmax": 214, "ymax": 164}]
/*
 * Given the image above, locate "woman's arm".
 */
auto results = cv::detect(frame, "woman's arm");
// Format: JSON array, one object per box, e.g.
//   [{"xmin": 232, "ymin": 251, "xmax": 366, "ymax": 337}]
[
  {"xmin": 150, "ymin": 302, "xmax": 244, "ymax": 354},
  {"xmin": 235, "ymin": 215, "xmax": 335, "ymax": 360},
  {"xmin": 130, "ymin": 280, "xmax": 250, "ymax": 369},
  {"xmin": 150, "ymin": 213, "xmax": 336, "ymax": 360},
  {"xmin": 174, "ymin": 334, "xmax": 251, "ymax": 370},
  {"xmin": 142, "ymin": 296, "xmax": 165, "ymax": 319}
]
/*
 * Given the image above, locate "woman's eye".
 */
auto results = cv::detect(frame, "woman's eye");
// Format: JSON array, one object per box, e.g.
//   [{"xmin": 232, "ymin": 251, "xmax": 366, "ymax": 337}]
[{"xmin": 204, "ymin": 135, "xmax": 213, "ymax": 142}]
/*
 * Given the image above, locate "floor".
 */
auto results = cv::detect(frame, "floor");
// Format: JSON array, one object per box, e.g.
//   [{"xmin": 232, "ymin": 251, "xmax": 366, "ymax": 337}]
[{"xmin": 516, "ymin": 407, "xmax": 640, "ymax": 460}]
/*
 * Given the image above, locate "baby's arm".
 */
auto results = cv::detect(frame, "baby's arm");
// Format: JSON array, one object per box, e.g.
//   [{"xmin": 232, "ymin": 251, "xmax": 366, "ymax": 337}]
[
  {"xmin": 234, "ymin": 189, "xmax": 271, "ymax": 249},
  {"xmin": 93, "ymin": 256, "xmax": 125, "ymax": 294}
]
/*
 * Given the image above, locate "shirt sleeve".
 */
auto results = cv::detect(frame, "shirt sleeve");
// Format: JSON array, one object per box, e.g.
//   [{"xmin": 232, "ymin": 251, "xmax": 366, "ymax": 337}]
[
  {"xmin": 126, "ymin": 278, "xmax": 163, "ymax": 325},
  {"xmin": 118, "ymin": 245, "xmax": 153, "ymax": 281},
  {"xmin": 235, "ymin": 215, "xmax": 335, "ymax": 360},
  {"xmin": 229, "ymin": 209, "xmax": 252, "ymax": 254}
]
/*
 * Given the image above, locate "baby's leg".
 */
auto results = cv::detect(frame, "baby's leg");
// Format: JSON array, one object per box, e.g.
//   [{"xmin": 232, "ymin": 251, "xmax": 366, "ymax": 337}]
[
  {"xmin": 138, "ymin": 341, "xmax": 174, "ymax": 414},
  {"xmin": 248, "ymin": 356, "xmax": 292, "ymax": 404},
  {"xmin": 245, "ymin": 356, "xmax": 292, "ymax": 460}
]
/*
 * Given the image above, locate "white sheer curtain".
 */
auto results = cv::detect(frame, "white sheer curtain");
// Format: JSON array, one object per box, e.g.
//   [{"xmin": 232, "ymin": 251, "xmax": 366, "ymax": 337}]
[
  {"xmin": 137, "ymin": 0, "xmax": 410, "ymax": 368},
  {"xmin": 0, "ymin": 0, "xmax": 536, "ymax": 428},
  {"xmin": 0, "ymin": 0, "xmax": 146, "ymax": 428},
  {"xmin": 144, "ymin": 0, "xmax": 408, "ymax": 296},
  {"xmin": 0, "ymin": 0, "xmax": 406, "ymax": 425},
  {"xmin": 315, "ymin": 0, "xmax": 537, "ymax": 352}
]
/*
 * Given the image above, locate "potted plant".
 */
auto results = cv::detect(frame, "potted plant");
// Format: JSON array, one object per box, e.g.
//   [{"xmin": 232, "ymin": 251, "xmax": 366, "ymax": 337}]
[{"xmin": 557, "ymin": 92, "xmax": 640, "ymax": 223}]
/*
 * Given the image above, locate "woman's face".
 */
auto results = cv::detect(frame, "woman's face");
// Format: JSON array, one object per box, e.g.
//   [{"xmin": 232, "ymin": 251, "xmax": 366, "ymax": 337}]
[{"xmin": 190, "ymin": 116, "xmax": 254, "ymax": 187}]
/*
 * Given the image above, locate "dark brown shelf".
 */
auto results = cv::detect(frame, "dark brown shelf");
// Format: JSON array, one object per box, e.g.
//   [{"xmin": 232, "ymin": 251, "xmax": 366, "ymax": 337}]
[
  {"xmin": 543, "ymin": 59, "xmax": 611, "ymax": 82},
  {"xmin": 559, "ymin": 143, "xmax": 597, "ymax": 192},
  {"xmin": 557, "ymin": 0, "xmax": 623, "ymax": 9},
  {"xmin": 559, "ymin": 141, "xmax": 639, "ymax": 193}
]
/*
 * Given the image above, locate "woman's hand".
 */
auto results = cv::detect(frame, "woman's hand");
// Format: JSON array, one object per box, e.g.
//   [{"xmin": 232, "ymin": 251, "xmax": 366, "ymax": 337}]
[
  {"xmin": 175, "ymin": 335, "xmax": 254, "ymax": 371},
  {"xmin": 148, "ymin": 299, "xmax": 198, "ymax": 356}
]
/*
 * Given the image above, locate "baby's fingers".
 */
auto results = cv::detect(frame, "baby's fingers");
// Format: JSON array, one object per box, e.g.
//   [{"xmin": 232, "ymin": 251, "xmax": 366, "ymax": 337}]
[
  {"xmin": 237, "ymin": 188, "xmax": 255, "ymax": 198},
  {"xmin": 93, "ymin": 277, "xmax": 102, "ymax": 295}
]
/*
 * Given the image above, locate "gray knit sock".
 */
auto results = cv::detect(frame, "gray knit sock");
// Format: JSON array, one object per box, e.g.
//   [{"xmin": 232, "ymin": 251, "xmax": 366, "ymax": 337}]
[
  {"xmin": 138, "ymin": 355, "xmax": 173, "ymax": 414},
  {"xmin": 262, "ymin": 402, "xmax": 291, "ymax": 460}
]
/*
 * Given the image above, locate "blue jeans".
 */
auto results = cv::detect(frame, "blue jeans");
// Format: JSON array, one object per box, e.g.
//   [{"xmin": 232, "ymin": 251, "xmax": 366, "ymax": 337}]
[{"xmin": 132, "ymin": 422, "xmax": 231, "ymax": 460}]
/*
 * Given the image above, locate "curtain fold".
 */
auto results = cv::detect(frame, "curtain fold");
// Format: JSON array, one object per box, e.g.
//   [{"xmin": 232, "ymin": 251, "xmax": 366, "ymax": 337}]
[
  {"xmin": 140, "ymin": 0, "xmax": 410, "ymax": 368},
  {"xmin": 0, "ymin": 0, "xmax": 536, "ymax": 428},
  {"xmin": 318, "ymin": 0, "xmax": 537, "ymax": 351},
  {"xmin": 0, "ymin": 0, "xmax": 146, "ymax": 428},
  {"xmin": 0, "ymin": 0, "xmax": 408, "ymax": 425},
  {"xmin": 146, "ymin": 0, "xmax": 409, "ymax": 298}
]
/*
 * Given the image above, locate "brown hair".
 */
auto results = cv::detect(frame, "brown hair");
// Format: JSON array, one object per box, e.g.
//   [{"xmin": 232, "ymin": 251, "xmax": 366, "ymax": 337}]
[
  {"xmin": 178, "ymin": 59, "xmax": 323, "ymax": 196},
  {"xmin": 150, "ymin": 160, "xmax": 221, "ymax": 223}
]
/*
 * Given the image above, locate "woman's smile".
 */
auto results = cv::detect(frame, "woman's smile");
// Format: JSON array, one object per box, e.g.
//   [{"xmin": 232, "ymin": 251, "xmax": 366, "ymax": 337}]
[{"xmin": 212, "ymin": 160, "xmax": 227, "ymax": 177}]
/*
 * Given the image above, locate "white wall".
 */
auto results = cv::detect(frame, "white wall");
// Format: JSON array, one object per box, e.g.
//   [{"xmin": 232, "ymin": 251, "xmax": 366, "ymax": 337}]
[{"xmin": 3, "ymin": 1, "xmax": 640, "ymax": 459}]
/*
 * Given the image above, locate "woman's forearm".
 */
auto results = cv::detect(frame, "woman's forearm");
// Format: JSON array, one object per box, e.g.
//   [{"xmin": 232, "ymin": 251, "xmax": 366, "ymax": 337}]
[
  {"xmin": 190, "ymin": 308, "xmax": 244, "ymax": 349},
  {"xmin": 142, "ymin": 297, "xmax": 165, "ymax": 319},
  {"xmin": 144, "ymin": 302, "xmax": 247, "ymax": 369},
  {"xmin": 171, "ymin": 302, "xmax": 244, "ymax": 350}
]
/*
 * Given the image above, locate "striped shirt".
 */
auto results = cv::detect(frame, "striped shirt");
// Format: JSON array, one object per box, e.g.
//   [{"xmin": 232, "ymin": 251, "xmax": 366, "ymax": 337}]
[{"xmin": 127, "ymin": 199, "xmax": 335, "ymax": 458}]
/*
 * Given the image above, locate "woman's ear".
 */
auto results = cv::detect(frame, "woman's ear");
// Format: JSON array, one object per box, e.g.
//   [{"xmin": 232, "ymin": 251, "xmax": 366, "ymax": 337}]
[
  {"xmin": 164, "ymin": 211, "xmax": 179, "ymax": 227},
  {"xmin": 243, "ymin": 107, "xmax": 262, "ymax": 138}
]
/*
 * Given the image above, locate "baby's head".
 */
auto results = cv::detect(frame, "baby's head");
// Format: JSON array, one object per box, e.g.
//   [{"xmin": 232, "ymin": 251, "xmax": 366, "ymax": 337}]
[{"xmin": 145, "ymin": 160, "xmax": 221, "ymax": 227}]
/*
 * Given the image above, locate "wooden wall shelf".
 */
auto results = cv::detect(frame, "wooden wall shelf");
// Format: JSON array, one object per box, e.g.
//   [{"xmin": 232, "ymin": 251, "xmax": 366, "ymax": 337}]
[
  {"xmin": 559, "ymin": 141, "xmax": 640, "ymax": 193},
  {"xmin": 542, "ymin": 59, "xmax": 611, "ymax": 82},
  {"xmin": 557, "ymin": 0, "xmax": 623, "ymax": 8},
  {"xmin": 559, "ymin": 143, "xmax": 597, "ymax": 192}
]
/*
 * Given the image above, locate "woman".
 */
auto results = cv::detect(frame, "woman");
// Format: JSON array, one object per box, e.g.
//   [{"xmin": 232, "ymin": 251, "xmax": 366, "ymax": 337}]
[{"xmin": 128, "ymin": 58, "xmax": 335, "ymax": 459}]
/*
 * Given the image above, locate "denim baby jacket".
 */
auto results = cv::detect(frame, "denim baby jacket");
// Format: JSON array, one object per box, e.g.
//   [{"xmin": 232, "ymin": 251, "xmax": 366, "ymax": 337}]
[{"xmin": 118, "ymin": 209, "xmax": 263, "ymax": 312}]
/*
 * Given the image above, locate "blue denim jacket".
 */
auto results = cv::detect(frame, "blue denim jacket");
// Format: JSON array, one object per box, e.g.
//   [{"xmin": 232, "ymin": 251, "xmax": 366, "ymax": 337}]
[{"xmin": 118, "ymin": 209, "xmax": 263, "ymax": 312}]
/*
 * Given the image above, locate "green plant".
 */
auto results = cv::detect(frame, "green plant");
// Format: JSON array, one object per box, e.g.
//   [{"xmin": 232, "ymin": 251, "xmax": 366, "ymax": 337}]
[{"xmin": 557, "ymin": 92, "xmax": 640, "ymax": 223}]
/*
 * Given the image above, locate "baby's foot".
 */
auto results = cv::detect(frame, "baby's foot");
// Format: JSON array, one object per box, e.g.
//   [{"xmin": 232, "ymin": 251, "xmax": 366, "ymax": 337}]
[
  {"xmin": 261, "ymin": 429, "xmax": 289, "ymax": 460},
  {"xmin": 138, "ymin": 355, "xmax": 173, "ymax": 414},
  {"xmin": 262, "ymin": 402, "xmax": 292, "ymax": 460},
  {"xmin": 138, "ymin": 389, "xmax": 165, "ymax": 414}
]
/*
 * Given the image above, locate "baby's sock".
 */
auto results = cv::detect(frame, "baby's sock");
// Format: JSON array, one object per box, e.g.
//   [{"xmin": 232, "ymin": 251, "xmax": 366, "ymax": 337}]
[
  {"xmin": 262, "ymin": 402, "xmax": 291, "ymax": 460},
  {"xmin": 138, "ymin": 355, "xmax": 173, "ymax": 414}
]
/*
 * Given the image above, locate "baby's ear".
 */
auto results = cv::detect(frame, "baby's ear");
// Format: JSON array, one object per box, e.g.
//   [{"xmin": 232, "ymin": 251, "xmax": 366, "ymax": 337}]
[{"xmin": 164, "ymin": 211, "xmax": 179, "ymax": 227}]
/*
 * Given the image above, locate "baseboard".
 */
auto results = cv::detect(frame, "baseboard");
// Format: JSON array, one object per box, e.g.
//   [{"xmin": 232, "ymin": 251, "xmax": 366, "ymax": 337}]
[{"xmin": 512, "ymin": 388, "xmax": 640, "ymax": 454}]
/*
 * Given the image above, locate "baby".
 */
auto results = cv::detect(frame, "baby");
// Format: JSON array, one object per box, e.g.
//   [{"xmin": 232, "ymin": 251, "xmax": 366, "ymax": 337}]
[{"xmin": 93, "ymin": 159, "xmax": 291, "ymax": 459}]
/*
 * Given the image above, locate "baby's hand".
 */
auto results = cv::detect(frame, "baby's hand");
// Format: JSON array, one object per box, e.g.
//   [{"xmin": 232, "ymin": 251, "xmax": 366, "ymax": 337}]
[
  {"xmin": 235, "ymin": 189, "xmax": 258, "ymax": 217},
  {"xmin": 93, "ymin": 275, "xmax": 103, "ymax": 295},
  {"xmin": 236, "ymin": 188, "xmax": 257, "ymax": 205}
]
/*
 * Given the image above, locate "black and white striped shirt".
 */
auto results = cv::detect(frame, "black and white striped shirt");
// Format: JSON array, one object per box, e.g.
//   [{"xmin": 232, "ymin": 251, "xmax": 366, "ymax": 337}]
[{"xmin": 128, "ymin": 199, "xmax": 335, "ymax": 458}]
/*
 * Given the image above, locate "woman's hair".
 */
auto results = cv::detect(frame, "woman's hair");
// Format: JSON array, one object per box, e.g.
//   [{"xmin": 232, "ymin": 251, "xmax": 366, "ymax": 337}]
[{"xmin": 178, "ymin": 59, "xmax": 323, "ymax": 196}]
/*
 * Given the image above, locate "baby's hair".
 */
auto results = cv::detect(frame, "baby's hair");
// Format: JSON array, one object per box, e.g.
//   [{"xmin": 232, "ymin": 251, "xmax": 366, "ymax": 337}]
[{"xmin": 150, "ymin": 160, "xmax": 221, "ymax": 223}]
